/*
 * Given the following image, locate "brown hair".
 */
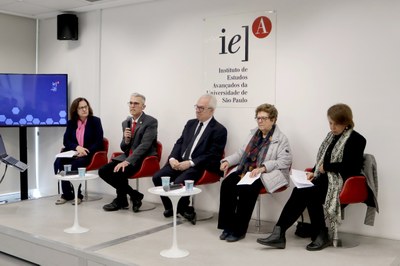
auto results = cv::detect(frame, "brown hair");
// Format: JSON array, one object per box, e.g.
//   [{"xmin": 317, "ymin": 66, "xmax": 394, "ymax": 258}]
[
  {"xmin": 327, "ymin": 103, "xmax": 354, "ymax": 129},
  {"xmin": 69, "ymin": 97, "xmax": 93, "ymax": 120},
  {"xmin": 255, "ymin": 103, "xmax": 278, "ymax": 123}
]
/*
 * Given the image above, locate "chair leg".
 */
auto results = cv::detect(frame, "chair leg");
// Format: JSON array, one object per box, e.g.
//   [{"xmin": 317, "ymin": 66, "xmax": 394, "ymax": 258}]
[
  {"xmin": 333, "ymin": 226, "xmax": 341, "ymax": 247},
  {"xmin": 248, "ymin": 195, "xmax": 270, "ymax": 234},
  {"xmin": 332, "ymin": 212, "xmax": 361, "ymax": 248},
  {"xmin": 82, "ymin": 179, "xmax": 102, "ymax": 202},
  {"xmin": 256, "ymin": 195, "xmax": 261, "ymax": 231}
]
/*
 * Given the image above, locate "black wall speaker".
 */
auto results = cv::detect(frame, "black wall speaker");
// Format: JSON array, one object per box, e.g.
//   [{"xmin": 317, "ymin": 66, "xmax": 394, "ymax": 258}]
[{"xmin": 57, "ymin": 14, "xmax": 78, "ymax": 40}]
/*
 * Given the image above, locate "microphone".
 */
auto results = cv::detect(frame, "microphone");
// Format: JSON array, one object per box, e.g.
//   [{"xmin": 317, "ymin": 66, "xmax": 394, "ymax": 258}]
[
  {"xmin": 127, "ymin": 118, "xmax": 131, "ymax": 129},
  {"xmin": 163, "ymin": 183, "xmax": 183, "ymax": 192}
]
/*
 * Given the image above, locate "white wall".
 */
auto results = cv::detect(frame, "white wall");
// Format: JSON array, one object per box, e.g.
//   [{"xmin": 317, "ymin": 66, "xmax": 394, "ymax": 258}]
[
  {"xmin": 0, "ymin": 13, "xmax": 36, "ymax": 195},
  {"xmin": 35, "ymin": 0, "xmax": 400, "ymax": 240},
  {"xmin": 36, "ymin": 11, "xmax": 103, "ymax": 195}
]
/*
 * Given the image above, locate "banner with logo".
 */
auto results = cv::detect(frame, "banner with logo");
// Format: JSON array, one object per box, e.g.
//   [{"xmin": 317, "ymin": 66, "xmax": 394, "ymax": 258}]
[{"xmin": 203, "ymin": 11, "xmax": 276, "ymax": 107}]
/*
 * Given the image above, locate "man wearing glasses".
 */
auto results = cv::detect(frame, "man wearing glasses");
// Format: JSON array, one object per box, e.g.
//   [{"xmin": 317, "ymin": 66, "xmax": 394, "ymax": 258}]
[
  {"xmin": 152, "ymin": 94, "xmax": 227, "ymax": 224},
  {"xmin": 99, "ymin": 92, "xmax": 158, "ymax": 212}
]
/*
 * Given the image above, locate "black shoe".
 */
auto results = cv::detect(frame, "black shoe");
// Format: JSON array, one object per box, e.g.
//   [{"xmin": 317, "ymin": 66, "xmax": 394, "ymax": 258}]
[
  {"xmin": 219, "ymin": 230, "xmax": 231, "ymax": 240},
  {"xmin": 257, "ymin": 226, "xmax": 286, "ymax": 249},
  {"xmin": 131, "ymin": 194, "xmax": 144, "ymax": 213},
  {"xmin": 306, "ymin": 229, "xmax": 331, "ymax": 251},
  {"xmin": 182, "ymin": 207, "xmax": 197, "ymax": 225},
  {"xmin": 226, "ymin": 234, "xmax": 245, "ymax": 242},
  {"xmin": 103, "ymin": 198, "xmax": 128, "ymax": 212},
  {"xmin": 163, "ymin": 209, "xmax": 173, "ymax": 218}
]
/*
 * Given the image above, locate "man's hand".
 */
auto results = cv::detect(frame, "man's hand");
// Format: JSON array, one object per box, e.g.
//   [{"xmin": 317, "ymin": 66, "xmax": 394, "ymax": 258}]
[
  {"xmin": 124, "ymin": 128, "xmax": 132, "ymax": 143},
  {"xmin": 114, "ymin": 161, "xmax": 130, "ymax": 172},
  {"xmin": 169, "ymin": 158, "xmax": 180, "ymax": 170},
  {"xmin": 177, "ymin": 161, "xmax": 191, "ymax": 171}
]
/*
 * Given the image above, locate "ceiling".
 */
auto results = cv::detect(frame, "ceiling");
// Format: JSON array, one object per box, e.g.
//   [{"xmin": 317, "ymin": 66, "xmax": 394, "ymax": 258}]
[{"xmin": 0, "ymin": 0, "xmax": 155, "ymax": 19}]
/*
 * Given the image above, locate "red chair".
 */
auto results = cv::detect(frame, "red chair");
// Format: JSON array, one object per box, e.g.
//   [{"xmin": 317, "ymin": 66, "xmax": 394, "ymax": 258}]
[
  {"xmin": 83, "ymin": 137, "xmax": 109, "ymax": 201},
  {"xmin": 304, "ymin": 167, "xmax": 369, "ymax": 247},
  {"xmin": 111, "ymin": 141, "xmax": 162, "ymax": 211},
  {"xmin": 86, "ymin": 138, "xmax": 109, "ymax": 171},
  {"xmin": 192, "ymin": 169, "xmax": 222, "ymax": 221},
  {"xmin": 250, "ymin": 186, "xmax": 288, "ymax": 233}
]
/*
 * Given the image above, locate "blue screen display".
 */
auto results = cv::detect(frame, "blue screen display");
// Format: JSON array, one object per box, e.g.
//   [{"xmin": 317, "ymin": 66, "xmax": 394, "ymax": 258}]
[{"xmin": 0, "ymin": 73, "xmax": 68, "ymax": 127}]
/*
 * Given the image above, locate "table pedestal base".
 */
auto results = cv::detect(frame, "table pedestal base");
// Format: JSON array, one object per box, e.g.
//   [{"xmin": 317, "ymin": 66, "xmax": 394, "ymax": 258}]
[
  {"xmin": 162, "ymin": 193, "xmax": 189, "ymax": 258},
  {"xmin": 160, "ymin": 248, "xmax": 189, "ymax": 258},
  {"xmin": 148, "ymin": 187, "xmax": 202, "ymax": 259},
  {"xmin": 64, "ymin": 179, "xmax": 88, "ymax": 234},
  {"xmin": 64, "ymin": 225, "xmax": 89, "ymax": 234}
]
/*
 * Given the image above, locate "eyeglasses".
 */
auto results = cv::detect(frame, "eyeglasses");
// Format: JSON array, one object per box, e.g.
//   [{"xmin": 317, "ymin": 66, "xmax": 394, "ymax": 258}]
[
  {"xmin": 78, "ymin": 105, "xmax": 88, "ymax": 111},
  {"xmin": 194, "ymin": 105, "xmax": 212, "ymax": 112},
  {"xmin": 255, "ymin": 116, "xmax": 270, "ymax": 122},
  {"xmin": 127, "ymin": 101, "xmax": 141, "ymax": 106}
]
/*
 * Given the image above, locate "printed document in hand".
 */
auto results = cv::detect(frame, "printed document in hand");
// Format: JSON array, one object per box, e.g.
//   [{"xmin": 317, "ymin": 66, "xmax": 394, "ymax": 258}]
[
  {"xmin": 55, "ymin": 150, "xmax": 78, "ymax": 158},
  {"xmin": 290, "ymin": 169, "xmax": 314, "ymax": 188},
  {"xmin": 237, "ymin": 172, "xmax": 260, "ymax": 185}
]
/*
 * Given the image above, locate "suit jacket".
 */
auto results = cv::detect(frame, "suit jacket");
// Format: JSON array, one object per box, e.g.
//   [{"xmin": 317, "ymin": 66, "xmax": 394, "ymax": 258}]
[
  {"xmin": 113, "ymin": 112, "xmax": 158, "ymax": 167},
  {"xmin": 63, "ymin": 115, "xmax": 104, "ymax": 159},
  {"xmin": 169, "ymin": 117, "xmax": 227, "ymax": 173}
]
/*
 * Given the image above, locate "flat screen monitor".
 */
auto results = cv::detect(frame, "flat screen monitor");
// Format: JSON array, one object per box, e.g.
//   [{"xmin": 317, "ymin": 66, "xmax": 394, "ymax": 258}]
[{"xmin": 0, "ymin": 73, "xmax": 68, "ymax": 127}]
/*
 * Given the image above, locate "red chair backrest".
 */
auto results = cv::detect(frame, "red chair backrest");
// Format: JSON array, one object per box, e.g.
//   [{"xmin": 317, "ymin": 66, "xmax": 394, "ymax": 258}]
[
  {"xmin": 340, "ymin": 176, "xmax": 368, "ymax": 204},
  {"xmin": 196, "ymin": 170, "xmax": 221, "ymax": 186},
  {"xmin": 156, "ymin": 141, "xmax": 162, "ymax": 162},
  {"xmin": 303, "ymin": 167, "xmax": 368, "ymax": 204},
  {"xmin": 86, "ymin": 138, "xmax": 109, "ymax": 171},
  {"xmin": 130, "ymin": 141, "xmax": 162, "ymax": 179},
  {"xmin": 103, "ymin": 137, "xmax": 109, "ymax": 153},
  {"xmin": 195, "ymin": 152, "xmax": 225, "ymax": 185}
]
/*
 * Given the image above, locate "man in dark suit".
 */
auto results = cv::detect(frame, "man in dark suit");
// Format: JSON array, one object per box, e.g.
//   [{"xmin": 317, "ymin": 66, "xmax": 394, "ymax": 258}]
[
  {"xmin": 152, "ymin": 94, "xmax": 227, "ymax": 224},
  {"xmin": 99, "ymin": 93, "xmax": 158, "ymax": 212}
]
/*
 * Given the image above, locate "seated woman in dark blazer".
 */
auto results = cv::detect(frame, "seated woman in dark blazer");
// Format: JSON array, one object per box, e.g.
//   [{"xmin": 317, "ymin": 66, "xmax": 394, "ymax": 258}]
[
  {"xmin": 257, "ymin": 103, "xmax": 366, "ymax": 251},
  {"xmin": 54, "ymin": 97, "xmax": 104, "ymax": 205}
]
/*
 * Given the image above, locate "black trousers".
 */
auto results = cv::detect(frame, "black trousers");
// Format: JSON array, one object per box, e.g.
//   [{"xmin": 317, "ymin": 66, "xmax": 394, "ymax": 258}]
[
  {"xmin": 54, "ymin": 156, "xmax": 92, "ymax": 200},
  {"xmin": 276, "ymin": 175, "xmax": 328, "ymax": 235},
  {"xmin": 217, "ymin": 171, "xmax": 263, "ymax": 237},
  {"xmin": 152, "ymin": 164, "xmax": 203, "ymax": 213},
  {"xmin": 98, "ymin": 160, "xmax": 143, "ymax": 204}
]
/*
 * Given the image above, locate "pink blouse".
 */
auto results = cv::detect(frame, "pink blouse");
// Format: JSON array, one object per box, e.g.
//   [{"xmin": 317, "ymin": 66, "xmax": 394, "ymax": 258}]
[{"xmin": 76, "ymin": 119, "xmax": 87, "ymax": 147}]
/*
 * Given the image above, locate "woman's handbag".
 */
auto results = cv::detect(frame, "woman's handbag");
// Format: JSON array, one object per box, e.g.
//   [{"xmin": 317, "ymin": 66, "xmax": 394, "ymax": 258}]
[{"xmin": 294, "ymin": 214, "xmax": 314, "ymax": 238}]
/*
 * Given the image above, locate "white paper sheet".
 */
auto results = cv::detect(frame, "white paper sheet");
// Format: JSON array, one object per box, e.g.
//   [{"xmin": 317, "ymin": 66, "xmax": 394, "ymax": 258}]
[
  {"xmin": 55, "ymin": 150, "xmax": 78, "ymax": 158},
  {"xmin": 237, "ymin": 172, "xmax": 261, "ymax": 185},
  {"xmin": 290, "ymin": 169, "xmax": 314, "ymax": 188}
]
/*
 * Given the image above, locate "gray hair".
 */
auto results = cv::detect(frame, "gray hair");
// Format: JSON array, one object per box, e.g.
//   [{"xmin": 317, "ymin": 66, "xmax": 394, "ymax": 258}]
[
  {"xmin": 201, "ymin": 94, "xmax": 217, "ymax": 110},
  {"xmin": 131, "ymin": 92, "xmax": 146, "ymax": 104}
]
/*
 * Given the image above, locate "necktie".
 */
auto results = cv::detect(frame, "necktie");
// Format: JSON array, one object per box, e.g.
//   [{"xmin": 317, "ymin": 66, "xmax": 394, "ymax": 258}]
[
  {"xmin": 183, "ymin": 122, "xmax": 203, "ymax": 160},
  {"xmin": 131, "ymin": 121, "xmax": 137, "ymax": 134},
  {"xmin": 129, "ymin": 121, "xmax": 137, "ymax": 155}
]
